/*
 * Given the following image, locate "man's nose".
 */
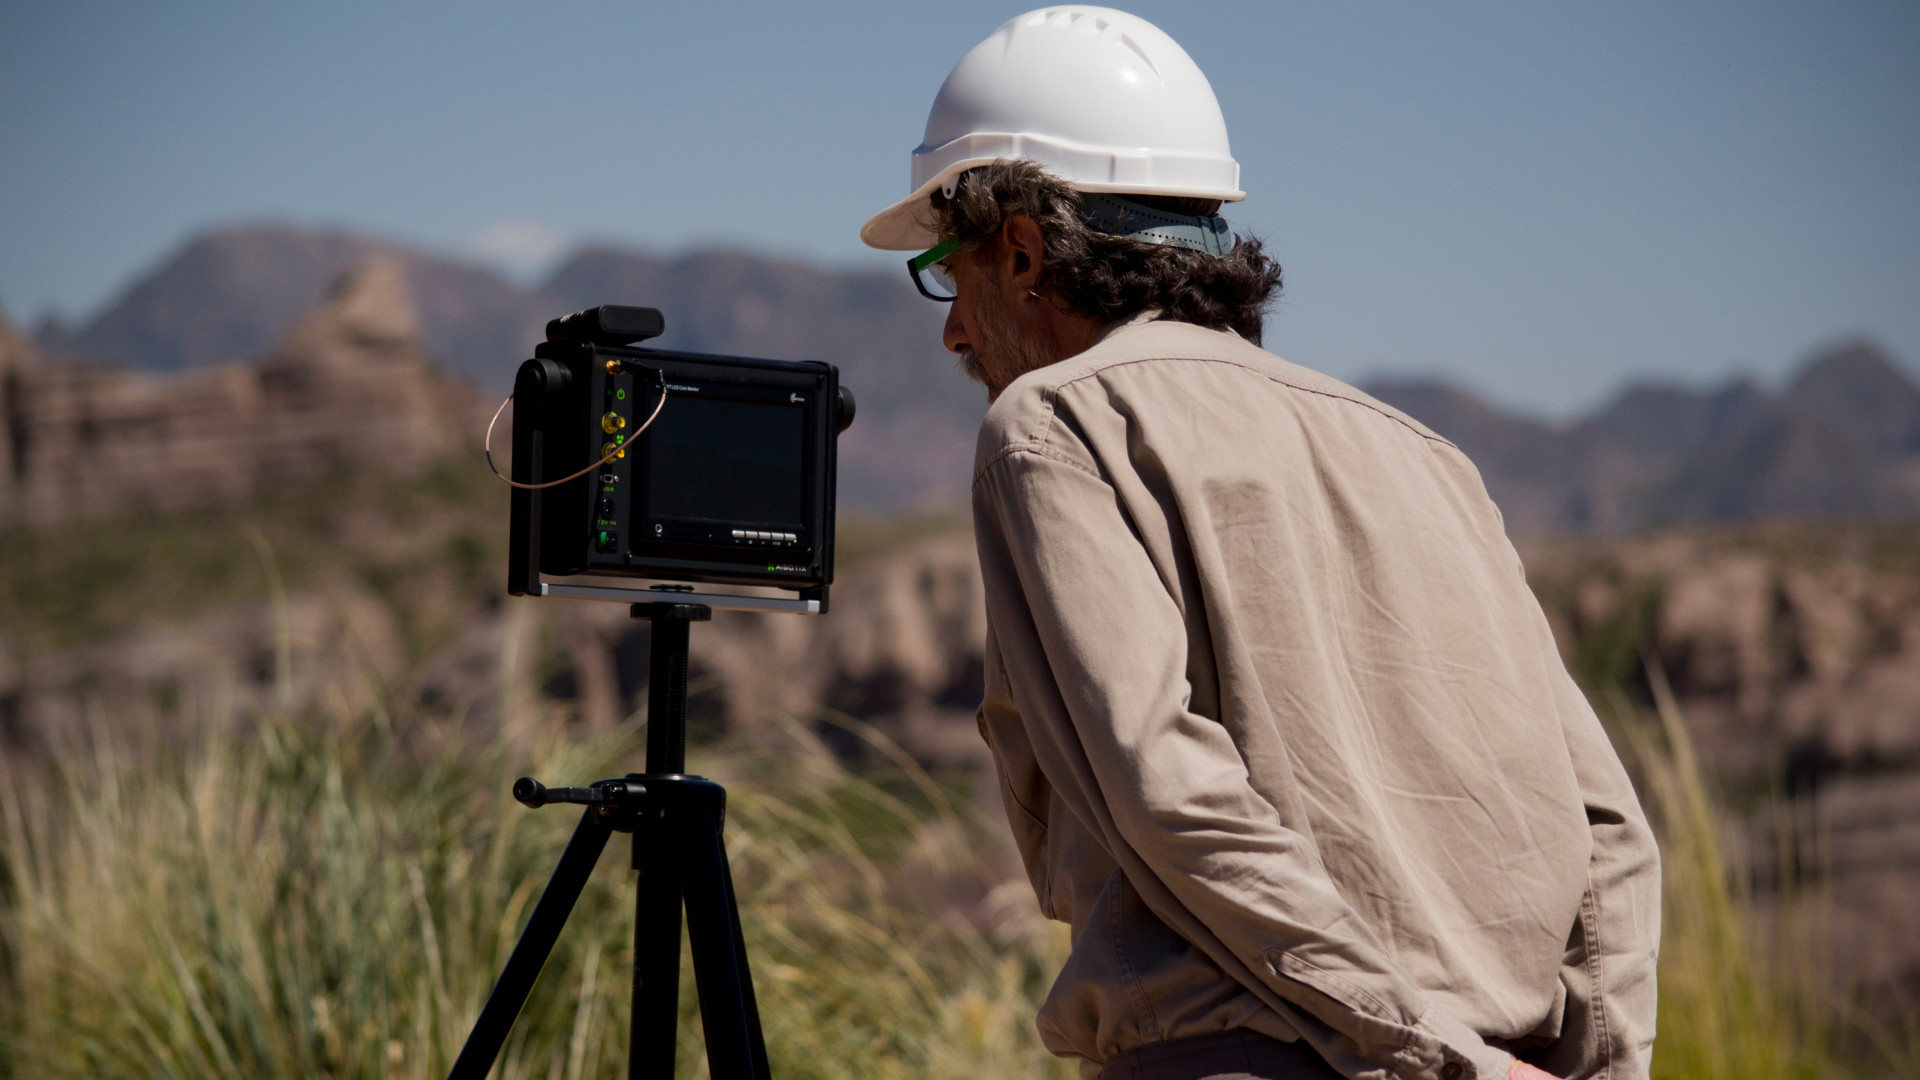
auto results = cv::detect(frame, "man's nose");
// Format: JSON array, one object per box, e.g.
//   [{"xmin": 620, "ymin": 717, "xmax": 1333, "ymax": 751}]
[{"xmin": 942, "ymin": 302, "xmax": 970, "ymax": 356}]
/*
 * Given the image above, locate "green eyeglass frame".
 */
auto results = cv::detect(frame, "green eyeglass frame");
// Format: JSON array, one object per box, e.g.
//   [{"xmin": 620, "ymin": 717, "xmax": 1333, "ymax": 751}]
[{"xmin": 907, "ymin": 238, "xmax": 962, "ymax": 302}]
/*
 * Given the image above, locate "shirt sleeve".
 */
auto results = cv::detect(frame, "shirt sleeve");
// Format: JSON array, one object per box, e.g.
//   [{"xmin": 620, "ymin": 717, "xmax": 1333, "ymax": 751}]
[
  {"xmin": 973, "ymin": 445, "xmax": 1512, "ymax": 1080},
  {"xmin": 1532, "ymin": 677, "xmax": 1662, "ymax": 1080}
]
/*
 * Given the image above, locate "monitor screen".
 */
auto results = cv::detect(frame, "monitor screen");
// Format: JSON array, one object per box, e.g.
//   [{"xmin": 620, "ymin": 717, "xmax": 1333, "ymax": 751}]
[{"xmin": 645, "ymin": 395, "xmax": 806, "ymax": 525}]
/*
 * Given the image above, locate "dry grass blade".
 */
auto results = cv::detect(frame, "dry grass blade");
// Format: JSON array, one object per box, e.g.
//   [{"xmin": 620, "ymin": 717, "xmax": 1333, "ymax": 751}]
[
  {"xmin": 1611, "ymin": 658, "xmax": 1838, "ymax": 1080},
  {"xmin": 0, "ymin": 654, "xmax": 1070, "ymax": 1079}
]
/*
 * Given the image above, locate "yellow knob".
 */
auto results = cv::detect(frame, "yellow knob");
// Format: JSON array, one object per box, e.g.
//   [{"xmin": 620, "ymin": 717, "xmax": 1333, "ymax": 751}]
[
  {"xmin": 601, "ymin": 411, "xmax": 626, "ymax": 434},
  {"xmin": 601, "ymin": 441, "xmax": 625, "ymax": 460},
  {"xmin": 605, "ymin": 359, "xmax": 622, "ymax": 375}
]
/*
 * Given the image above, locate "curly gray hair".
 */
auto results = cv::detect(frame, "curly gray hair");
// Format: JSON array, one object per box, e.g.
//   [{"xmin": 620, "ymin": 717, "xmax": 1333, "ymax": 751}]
[{"xmin": 930, "ymin": 161, "xmax": 1283, "ymax": 344}]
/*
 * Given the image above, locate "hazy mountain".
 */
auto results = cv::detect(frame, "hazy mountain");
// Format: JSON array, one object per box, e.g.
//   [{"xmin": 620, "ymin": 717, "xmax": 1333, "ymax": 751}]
[
  {"xmin": 42, "ymin": 224, "xmax": 980, "ymax": 508},
  {"xmin": 1786, "ymin": 342, "xmax": 1920, "ymax": 458},
  {"xmin": 1365, "ymin": 339, "xmax": 1920, "ymax": 534},
  {"xmin": 34, "ymin": 222, "xmax": 1919, "ymax": 530},
  {"xmin": 51, "ymin": 225, "xmax": 556, "ymax": 394}
]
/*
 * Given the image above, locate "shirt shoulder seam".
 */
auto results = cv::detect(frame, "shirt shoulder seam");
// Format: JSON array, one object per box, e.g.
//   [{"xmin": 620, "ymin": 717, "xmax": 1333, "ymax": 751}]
[
  {"xmin": 975, "ymin": 379, "xmax": 1101, "ymax": 487},
  {"xmin": 1045, "ymin": 353, "xmax": 1459, "ymax": 450},
  {"xmin": 972, "ymin": 441, "xmax": 1106, "ymax": 487}
]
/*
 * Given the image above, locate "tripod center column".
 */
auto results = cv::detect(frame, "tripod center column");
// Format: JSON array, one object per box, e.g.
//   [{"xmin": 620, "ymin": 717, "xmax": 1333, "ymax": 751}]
[{"xmin": 634, "ymin": 601, "xmax": 712, "ymax": 775}]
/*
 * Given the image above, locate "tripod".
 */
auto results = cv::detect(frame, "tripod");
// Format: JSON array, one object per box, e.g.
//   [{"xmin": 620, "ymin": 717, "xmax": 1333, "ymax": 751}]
[{"xmin": 448, "ymin": 601, "xmax": 771, "ymax": 1080}]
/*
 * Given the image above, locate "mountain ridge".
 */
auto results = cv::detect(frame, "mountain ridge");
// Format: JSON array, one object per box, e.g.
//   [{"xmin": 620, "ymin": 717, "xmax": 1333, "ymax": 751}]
[
  {"xmin": 24, "ymin": 222, "xmax": 1919, "ymax": 532},
  {"xmin": 33, "ymin": 223, "xmax": 979, "ymax": 510},
  {"xmin": 1362, "ymin": 338, "xmax": 1920, "ymax": 534}
]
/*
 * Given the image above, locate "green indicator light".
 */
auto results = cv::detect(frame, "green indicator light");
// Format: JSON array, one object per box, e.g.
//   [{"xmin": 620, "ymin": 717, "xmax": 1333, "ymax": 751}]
[
  {"xmin": 767, "ymin": 565, "xmax": 776, "ymax": 571},
  {"xmin": 615, "ymin": 388, "xmax": 626, "ymax": 400},
  {"xmin": 615, "ymin": 433, "xmax": 625, "ymax": 445}
]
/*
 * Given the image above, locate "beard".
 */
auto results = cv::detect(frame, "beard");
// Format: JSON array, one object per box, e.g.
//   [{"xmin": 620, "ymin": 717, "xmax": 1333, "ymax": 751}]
[
  {"xmin": 959, "ymin": 287, "xmax": 1059, "ymax": 400},
  {"xmin": 959, "ymin": 346, "xmax": 990, "ymax": 387}
]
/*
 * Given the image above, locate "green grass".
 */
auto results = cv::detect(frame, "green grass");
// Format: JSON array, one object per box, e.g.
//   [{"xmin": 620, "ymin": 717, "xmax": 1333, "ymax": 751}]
[
  {"xmin": 0, "ymin": 459, "xmax": 505, "ymax": 654},
  {"xmin": 0, "ymin": 639, "xmax": 1071, "ymax": 1079},
  {"xmin": 9, "ymin": 652, "xmax": 1900, "ymax": 1080},
  {"xmin": 1612, "ymin": 667, "xmax": 1821, "ymax": 1080},
  {"xmin": 1607, "ymin": 661, "xmax": 1920, "ymax": 1080},
  {"xmin": 7, "ymin": 496, "xmax": 1920, "ymax": 1077}
]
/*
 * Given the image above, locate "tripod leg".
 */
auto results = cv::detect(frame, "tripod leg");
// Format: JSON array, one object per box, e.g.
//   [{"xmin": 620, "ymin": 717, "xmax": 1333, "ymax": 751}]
[
  {"xmin": 629, "ymin": 819, "xmax": 684, "ymax": 1080},
  {"xmin": 682, "ymin": 805, "xmax": 769, "ymax": 1080},
  {"xmin": 449, "ymin": 808, "xmax": 612, "ymax": 1080},
  {"xmin": 719, "ymin": 842, "xmax": 772, "ymax": 1079}
]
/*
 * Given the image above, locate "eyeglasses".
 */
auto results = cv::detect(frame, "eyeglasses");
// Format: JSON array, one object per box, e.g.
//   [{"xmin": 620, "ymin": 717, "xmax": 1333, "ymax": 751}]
[{"xmin": 908, "ymin": 238, "xmax": 962, "ymax": 302}]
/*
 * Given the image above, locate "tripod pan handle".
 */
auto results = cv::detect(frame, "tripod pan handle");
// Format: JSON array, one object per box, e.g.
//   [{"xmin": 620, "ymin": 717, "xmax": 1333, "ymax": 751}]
[{"xmin": 514, "ymin": 776, "xmax": 646, "ymax": 808}]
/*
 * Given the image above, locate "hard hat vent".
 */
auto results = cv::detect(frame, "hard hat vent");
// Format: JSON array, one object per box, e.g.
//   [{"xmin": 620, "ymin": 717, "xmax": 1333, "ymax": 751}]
[{"xmin": 1026, "ymin": 8, "xmax": 1161, "ymax": 77}]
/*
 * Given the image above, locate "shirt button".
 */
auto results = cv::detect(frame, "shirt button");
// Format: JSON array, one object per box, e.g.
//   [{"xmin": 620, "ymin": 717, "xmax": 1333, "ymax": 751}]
[{"xmin": 1442, "ymin": 1063, "xmax": 1463, "ymax": 1080}]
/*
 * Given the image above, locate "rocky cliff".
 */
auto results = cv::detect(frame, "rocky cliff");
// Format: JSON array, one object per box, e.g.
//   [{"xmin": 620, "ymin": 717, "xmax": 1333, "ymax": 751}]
[{"xmin": 0, "ymin": 258, "xmax": 480, "ymax": 527}]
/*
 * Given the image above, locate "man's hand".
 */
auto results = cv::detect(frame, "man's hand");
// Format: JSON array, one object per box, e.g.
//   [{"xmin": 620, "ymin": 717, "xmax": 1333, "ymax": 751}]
[{"xmin": 1507, "ymin": 1061, "xmax": 1562, "ymax": 1080}]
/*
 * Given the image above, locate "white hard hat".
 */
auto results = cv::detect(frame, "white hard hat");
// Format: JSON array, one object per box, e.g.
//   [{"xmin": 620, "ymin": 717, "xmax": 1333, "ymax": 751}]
[{"xmin": 861, "ymin": 6, "xmax": 1243, "ymax": 252}]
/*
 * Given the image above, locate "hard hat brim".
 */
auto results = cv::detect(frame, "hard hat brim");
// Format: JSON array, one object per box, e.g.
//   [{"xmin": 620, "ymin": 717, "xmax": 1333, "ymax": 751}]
[
  {"xmin": 859, "ymin": 160, "xmax": 993, "ymax": 252},
  {"xmin": 861, "ymin": 157, "xmax": 1246, "ymax": 252}
]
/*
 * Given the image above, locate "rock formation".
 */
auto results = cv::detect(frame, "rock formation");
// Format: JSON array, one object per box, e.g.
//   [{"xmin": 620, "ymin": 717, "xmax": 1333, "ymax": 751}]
[
  {"xmin": 252, "ymin": 256, "xmax": 473, "ymax": 477},
  {"xmin": 1524, "ymin": 526, "xmax": 1920, "ymax": 1000},
  {"xmin": 0, "ymin": 258, "xmax": 480, "ymax": 527},
  {"xmin": 1, "ymin": 307, "xmax": 33, "ymax": 493},
  {"xmin": 405, "ymin": 534, "xmax": 993, "ymax": 769}
]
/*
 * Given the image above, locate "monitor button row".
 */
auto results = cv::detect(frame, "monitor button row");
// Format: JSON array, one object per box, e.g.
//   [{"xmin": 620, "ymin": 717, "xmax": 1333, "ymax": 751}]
[{"xmin": 729, "ymin": 529, "xmax": 798, "ymax": 543}]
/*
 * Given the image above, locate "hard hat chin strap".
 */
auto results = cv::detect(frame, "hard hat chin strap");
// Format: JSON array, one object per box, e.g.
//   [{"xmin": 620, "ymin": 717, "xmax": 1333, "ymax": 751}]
[{"xmin": 1079, "ymin": 193, "xmax": 1235, "ymax": 256}]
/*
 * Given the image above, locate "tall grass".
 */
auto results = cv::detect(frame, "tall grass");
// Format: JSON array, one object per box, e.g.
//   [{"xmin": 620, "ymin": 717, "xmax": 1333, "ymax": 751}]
[
  {"xmin": 0, "ymin": 639, "xmax": 1071, "ymax": 1079},
  {"xmin": 8, "ymin": 667, "xmax": 1904, "ymax": 1080},
  {"xmin": 4, "ymin": 520, "xmax": 1913, "ymax": 1078},
  {"xmin": 12, "ymin": 665, "xmax": 1917, "ymax": 1080},
  {"xmin": 1611, "ymin": 664, "xmax": 1850, "ymax": 1080}
]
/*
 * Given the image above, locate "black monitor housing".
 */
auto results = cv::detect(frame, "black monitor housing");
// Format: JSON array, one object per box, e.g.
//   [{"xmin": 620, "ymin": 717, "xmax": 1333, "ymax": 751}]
[{"xmin": 507, "ymin": 306, "xmax": 854, "ymax": 614}]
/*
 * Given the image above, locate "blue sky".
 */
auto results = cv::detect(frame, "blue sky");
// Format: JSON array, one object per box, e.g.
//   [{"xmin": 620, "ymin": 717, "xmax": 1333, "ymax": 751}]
[{"xmin": 2, "ymin": 0, "xmax": 1915, "ymax": 415}]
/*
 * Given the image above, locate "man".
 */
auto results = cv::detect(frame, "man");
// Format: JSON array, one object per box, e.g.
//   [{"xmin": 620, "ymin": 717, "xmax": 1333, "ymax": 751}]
[{"xmin": 860, "ymin": 10, "xmax": 1661, "ymax": 1080}]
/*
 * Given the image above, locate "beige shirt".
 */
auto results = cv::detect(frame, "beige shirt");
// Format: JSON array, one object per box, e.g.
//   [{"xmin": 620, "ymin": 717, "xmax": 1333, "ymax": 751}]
[{"xmin": 971, "ymin": 317, "xmax": 1660, "ymax": 1080}]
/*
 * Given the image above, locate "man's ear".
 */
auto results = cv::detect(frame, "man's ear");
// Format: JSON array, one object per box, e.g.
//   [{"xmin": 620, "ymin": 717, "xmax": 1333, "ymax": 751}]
[{"xmin": 1000, "ymin": 212, "xmax": 1047, "ymax": 293}]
